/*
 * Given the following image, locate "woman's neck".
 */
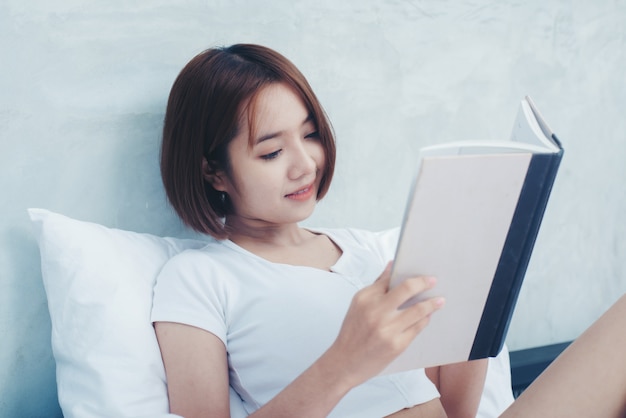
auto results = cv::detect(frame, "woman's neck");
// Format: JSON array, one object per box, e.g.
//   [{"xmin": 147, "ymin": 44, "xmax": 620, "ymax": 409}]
[
  {"xmin": 224, "ymin": 216, "xmax": 309, "ymax": 248},
  {"xmin": 224, "ymin": 216, "xmax": 341, "ymax": 271}
]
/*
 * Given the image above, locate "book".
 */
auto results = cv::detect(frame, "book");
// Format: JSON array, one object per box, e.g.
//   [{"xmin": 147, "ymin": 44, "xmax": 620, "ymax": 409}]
[{"xmin": 384, "ymin": 96, "xmax": 563, "ymax": 373}]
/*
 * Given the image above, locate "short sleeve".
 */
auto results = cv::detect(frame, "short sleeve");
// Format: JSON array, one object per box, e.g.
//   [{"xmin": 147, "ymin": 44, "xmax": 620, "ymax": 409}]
[
  {"xmin": 372, "ymin": 227, "xmax": 400, "ymax": 262},
  {"xmin": 151, "ymin": 250, "xmax": 229, "ymax": 345},
  {"xmin": 343, "ymin": 227, "xmax": 400, "ymax": 264}
]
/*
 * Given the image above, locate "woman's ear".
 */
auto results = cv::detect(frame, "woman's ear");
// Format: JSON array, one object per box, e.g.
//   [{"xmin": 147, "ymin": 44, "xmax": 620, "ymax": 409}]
[{"xmin": 202, "ymin": 158, "xmax": 228, "ymax": 192}]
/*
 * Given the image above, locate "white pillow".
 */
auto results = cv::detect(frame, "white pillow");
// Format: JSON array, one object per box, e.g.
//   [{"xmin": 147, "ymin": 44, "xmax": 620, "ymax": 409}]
[{"xmin": 28, "ymin": 209, "xmax": 252, "ymax": 418}]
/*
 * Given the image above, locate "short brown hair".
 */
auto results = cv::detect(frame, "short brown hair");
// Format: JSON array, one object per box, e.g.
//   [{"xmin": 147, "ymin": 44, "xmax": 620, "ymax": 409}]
[{"xmin": 160, "ymin": 44, "xmax": 336, "ymax": 239}]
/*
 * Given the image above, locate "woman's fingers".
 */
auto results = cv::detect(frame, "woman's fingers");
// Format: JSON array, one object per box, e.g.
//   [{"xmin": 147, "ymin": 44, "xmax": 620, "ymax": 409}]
[
  {"xmin": 383, "ymin": 274, "xmax": 438, "ymax": 310},
  {"xmin": 369, "ymin": 270, "xmax": 445, "ymax": 342},
  {"xmin": 378, "ymin": 296, "xmax": 445, "ymax": 361},
  {"xmin": 371, "ymin": 262, "xmax": 444, "ymax": 329},
  {"xmin": 329, "ymin": 268, "xmax": 445, "ymax": 385},
  {"xmin": 372, "ymin": 261, "xmax": 437, "ymax": 308},
  {"xmin": 397, "ymin": 295, "xmax": 446, "ymax": 334},
  {"xmin": 380, "ymin": 271, "xmax": 445, "ymax": 337}
]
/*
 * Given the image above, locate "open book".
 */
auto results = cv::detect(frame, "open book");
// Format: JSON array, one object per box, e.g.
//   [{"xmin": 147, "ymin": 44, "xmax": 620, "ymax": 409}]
[{"xmin": 384, "ymin": 96, "xmax": 563, "ymax": 373}]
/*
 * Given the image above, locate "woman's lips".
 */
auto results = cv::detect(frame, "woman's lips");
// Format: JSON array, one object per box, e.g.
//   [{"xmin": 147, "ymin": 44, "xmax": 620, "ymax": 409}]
[{"xmin": 285, "ymin": 183, "xmax": 315, "ymax": 201}]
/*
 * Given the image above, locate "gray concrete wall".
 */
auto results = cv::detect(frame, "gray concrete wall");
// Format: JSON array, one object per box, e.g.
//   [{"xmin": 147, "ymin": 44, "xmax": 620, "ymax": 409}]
[{"xmin": 2, "ymin": 1, "xmax": 625, "ymax": 416}]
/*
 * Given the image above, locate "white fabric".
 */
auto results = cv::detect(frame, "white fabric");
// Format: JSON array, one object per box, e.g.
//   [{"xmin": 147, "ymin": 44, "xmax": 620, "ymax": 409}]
[
  {"xmin": 477, "ymin": 344, "xmax": 515, "ymax": 417},
  {"xmin": 29, "ymin": 208, "xmax": 513, "ymax": 417},
  {"xmin": 152, "ymin": 228, "xmax": 440, "ymax": 417},
  {"xmin": 29, "ymin": 208, "xmax": 228, "ymax": 418}
]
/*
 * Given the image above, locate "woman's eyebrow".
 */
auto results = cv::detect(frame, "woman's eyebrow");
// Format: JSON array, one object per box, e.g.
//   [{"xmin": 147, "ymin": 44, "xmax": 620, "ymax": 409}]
[
  {"xmin": 254, "ymin": 113, "xmax": 314, "ymax": 144},
  {"xmin": 254, "ymin": 130, "xmax": 282, "ymax": 144}
]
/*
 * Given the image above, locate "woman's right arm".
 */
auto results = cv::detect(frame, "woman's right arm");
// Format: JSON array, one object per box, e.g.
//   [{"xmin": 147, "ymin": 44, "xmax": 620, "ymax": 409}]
[
  {"xmin": 156, "ymin": 263, "xmax": 444, "ymax": 418},
  {"xmin": 155, "ymin": 321, "xmax": 231, "ymax": 417}
]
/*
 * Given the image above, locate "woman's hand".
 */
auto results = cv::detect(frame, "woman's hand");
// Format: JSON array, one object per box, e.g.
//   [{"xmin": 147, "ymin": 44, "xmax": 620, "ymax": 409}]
[
  {"xmin": 325, "ymin": 262, "xmax": 445, "ymax": 388},
  {"xmin": 244, "ymin": 263, "xmax": 445, "ymax": 418}
]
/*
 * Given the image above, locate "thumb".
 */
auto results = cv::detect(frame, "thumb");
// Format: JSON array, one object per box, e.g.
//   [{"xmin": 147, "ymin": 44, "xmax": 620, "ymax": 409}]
[{"xmin": 374, "ymin": 261, "xmax": 394, "ymax": 291}]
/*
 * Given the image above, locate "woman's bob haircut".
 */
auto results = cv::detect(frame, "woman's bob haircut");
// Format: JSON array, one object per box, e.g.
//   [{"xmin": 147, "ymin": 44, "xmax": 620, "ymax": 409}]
[{"xmin": 161, "ymin": 44, "xmax": 336, "ymax": 239}]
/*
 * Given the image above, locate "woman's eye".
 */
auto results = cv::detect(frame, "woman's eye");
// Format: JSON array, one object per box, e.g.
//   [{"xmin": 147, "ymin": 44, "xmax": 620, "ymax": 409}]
[
  {"xmin": 261, "ymin": 150, "xmax": 282, "ymax": 160},
  {"xmin": 305, "ymin": 131, "xmax": 319, "ymax": 139}
]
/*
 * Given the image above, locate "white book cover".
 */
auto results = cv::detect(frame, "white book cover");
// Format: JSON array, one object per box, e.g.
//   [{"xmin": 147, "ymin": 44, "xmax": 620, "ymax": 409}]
[
  {"xmin": 385, "ymin": 152, "xmax": 531, "ymax": 372},
  {"xmin": 382, "ymin": 96, "xmax": 562, "ymax": 373}
]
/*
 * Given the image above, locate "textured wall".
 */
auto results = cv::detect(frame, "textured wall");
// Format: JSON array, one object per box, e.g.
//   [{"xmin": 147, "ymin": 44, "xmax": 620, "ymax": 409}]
[{"xmin": 1, "ymin": 1, "xmax": 625, "ymax": 416}]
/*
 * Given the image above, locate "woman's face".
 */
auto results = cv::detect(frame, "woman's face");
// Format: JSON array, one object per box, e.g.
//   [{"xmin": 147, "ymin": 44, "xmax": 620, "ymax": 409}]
[{"xmin": 210, "ymin": 82, "xmax": 326, "ymax": 229}]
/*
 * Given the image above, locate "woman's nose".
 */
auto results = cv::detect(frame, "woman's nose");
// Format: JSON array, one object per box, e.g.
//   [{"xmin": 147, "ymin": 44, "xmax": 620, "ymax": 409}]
[{"xmin": 287, "ymin": 140, "xmax": 318, "ymax": 180}]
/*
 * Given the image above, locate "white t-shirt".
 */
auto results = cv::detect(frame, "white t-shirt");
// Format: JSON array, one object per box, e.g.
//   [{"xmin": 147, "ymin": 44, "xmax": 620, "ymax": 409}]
[{"xmin": 151, "ymin": 227, "xmax": 440, "ymax": 417}]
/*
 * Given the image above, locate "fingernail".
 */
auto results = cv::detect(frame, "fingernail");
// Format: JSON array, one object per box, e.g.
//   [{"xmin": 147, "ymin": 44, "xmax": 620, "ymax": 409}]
[
  {"xmin": 435, "ymin": 297, "xmax": 446, "ymax": 307},
  {"xmin": 427, "ymin": 276, "xmax": 437, "ymax": 286}
]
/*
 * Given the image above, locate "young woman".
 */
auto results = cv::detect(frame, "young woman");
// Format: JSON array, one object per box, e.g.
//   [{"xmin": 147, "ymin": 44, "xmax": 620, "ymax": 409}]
[{"xmin": 152, "ymin": 44, "xmax": 626, "ymax": 418}]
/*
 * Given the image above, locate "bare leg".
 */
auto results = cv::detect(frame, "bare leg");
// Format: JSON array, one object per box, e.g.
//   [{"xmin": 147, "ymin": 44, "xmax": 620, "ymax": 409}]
[{"xmin": 502, "ymin": 294, "xmax": 626, "ymax": 417}]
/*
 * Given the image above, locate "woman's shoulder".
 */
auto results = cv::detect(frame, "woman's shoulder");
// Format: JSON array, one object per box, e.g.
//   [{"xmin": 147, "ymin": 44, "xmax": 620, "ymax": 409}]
[
  {"xmin": 158, "ymin": 239, "xmax": 241, "ymax": 278},
  {"xmin": 154, "ymin": 240, "xmax": 251, "ymax": 307}
]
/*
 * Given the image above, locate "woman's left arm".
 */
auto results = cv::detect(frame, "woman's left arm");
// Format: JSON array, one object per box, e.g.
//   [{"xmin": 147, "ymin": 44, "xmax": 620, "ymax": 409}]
[{"xmin": 427, "ymin": 358, "xmax": 488, "ymax": 418}]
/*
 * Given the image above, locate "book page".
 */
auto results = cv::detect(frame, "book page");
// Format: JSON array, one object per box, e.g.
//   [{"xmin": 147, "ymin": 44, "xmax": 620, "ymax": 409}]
[
  {"xmin": 510, "ymin": 98, "xmax": 558, "ymax": 151},
  {"xmin": 421, "ymin": 140, "xmax": 548, "ymax": 156},
  {"xmin": 385, "ymin": 152, "xmax": 532, "ymax": 372},
  {"xmin": 419, "ymin": 97, "xmax": 558, "ymax": 156}
]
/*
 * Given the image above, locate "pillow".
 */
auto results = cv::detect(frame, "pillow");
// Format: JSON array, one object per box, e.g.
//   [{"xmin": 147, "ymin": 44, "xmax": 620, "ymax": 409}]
[{"xmin": 29, "ymin": 209, "xmax": 248, "ymax": 418}]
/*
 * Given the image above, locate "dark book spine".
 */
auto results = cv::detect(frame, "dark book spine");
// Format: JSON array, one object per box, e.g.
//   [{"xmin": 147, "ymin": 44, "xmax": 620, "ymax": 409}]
[{"xmin": 469, "ymin": 142, "xmax": 563, "ymax": 360}]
